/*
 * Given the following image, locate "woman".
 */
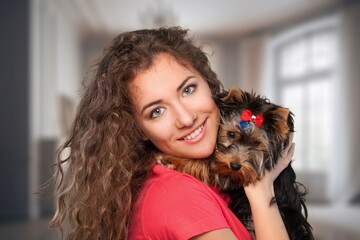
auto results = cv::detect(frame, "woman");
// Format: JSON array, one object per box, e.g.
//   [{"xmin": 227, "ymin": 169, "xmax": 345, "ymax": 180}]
[{"xmin": 50, "ymin": 27, "xmax": 294, "ymax": 240}]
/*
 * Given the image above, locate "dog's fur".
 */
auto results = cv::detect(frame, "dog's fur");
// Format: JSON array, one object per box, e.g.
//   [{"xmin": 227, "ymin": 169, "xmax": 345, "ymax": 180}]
[{"xmin": 155, "ymin": 87, "xmax": 313, "ymax": 240}]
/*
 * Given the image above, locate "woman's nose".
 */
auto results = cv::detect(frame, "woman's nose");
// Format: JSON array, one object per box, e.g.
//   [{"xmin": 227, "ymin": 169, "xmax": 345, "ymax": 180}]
[{"xmin": 174, "ymin": 103, "xmax": 196, "ymax": 128}]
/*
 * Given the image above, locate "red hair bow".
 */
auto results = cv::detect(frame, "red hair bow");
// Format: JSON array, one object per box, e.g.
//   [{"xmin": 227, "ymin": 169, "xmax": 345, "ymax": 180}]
[{"xmin": 240, "ymin": 109, "xmax": 264, "ymax": 127}]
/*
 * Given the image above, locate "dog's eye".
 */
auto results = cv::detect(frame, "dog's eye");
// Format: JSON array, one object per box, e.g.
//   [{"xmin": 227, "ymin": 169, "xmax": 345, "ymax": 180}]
[
  {"xmin": 227, "ymin": 131, "xmax": 236, "ymax": 139},
  {"xmin": 253, "ymin": 141, "xmax": 261, "ymax": 146}
]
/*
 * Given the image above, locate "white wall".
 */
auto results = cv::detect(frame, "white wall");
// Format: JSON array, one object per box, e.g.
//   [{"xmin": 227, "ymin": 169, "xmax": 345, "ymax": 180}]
[
  {"xmin": 339, "ymin": 3, "xmax": 360, "ymax": 203},
  {"xmin": 30, "ymin": 0, "xmax": 81, "ymax": 219}
]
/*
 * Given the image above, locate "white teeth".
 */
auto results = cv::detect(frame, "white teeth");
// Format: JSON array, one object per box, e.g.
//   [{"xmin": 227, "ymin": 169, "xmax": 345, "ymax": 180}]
[{"xmin": 184, "ymin": 125, "xmax": 204, "ymax": 140}]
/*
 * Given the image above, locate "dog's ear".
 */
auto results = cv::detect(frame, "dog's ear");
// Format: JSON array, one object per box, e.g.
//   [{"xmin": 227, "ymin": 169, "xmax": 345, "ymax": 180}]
[
  {"xmin": 274, "ymin": 107, "xmax": 290, "ymax": 121},
  {"xmin": 221, "ymin": 87, "xmax": 244, "ymax": 103},
  {"xmin": 271, "ymin": 107, "xmax": 291, "ymax": 139}
]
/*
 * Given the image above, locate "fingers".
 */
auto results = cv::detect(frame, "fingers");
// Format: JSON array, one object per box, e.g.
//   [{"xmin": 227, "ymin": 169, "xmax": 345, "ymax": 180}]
[
  {"xmin": 276, "ymin": 135, "xmax": 295, "ymax": 174},
  {"xmin": 285, "ymin": 143, "xmax": 295, "ymax": 164},
  {"xmin": 281, "ymin": 133, "xmax": 294, "ymax": 159},
  {"xmin": 284, "ymin": 133, "xmax": 294, "ymax": 153},
  {"xmin": 280, "ymin": 142, "xmax": 295, "ymax": 166},
  {"xmin": 249, "ymin": 133, "xmax": 296, "ymax": 185}
]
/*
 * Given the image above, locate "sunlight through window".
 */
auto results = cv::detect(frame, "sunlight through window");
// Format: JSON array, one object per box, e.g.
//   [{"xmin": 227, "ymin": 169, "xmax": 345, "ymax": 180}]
[{"xmin": 277, "ymin": 29, "xmax": 337, "ymax": 172}]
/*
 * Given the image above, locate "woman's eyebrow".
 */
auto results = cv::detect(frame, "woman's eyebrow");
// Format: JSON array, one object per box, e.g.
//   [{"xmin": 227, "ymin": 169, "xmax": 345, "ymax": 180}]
[
  {"xmin": 140, "ymin": 76, "xmax": 196, "ymax": 115},
  {"xmin": 141, "ymin": 99, "xmax": 162, "ymax": 115},
  {"xmin": 176, "ymin": 76, "xmax": 195, "ymax": 92}
]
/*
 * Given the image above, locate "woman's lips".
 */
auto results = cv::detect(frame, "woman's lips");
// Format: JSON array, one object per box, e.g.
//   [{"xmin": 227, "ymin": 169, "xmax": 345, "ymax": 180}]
[
  {"xmin": 180, "ymin": 120, "xmax": 207, "ymax": 143},
  {"xmin": 183, "ymin": 124, "xmax": 204, "ymax": 140}
]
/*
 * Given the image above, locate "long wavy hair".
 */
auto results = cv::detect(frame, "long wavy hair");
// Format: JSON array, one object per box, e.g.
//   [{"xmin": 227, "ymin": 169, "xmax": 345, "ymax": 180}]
[{"xmin": 49, "ymin": 26, "xmax": 223, "ymax": 239}]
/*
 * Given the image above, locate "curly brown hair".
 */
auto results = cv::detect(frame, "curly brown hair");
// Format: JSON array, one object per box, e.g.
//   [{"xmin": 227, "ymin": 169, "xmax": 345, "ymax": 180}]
[{"xmin": 49, "ymin": 26, "xmax": 223, "ymax": 240}]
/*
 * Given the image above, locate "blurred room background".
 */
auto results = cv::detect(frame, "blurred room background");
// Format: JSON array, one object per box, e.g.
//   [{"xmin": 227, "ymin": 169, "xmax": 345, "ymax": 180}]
[{"xmin": 1, "ymin": 0, "xmax": 359, "ymax": 239}]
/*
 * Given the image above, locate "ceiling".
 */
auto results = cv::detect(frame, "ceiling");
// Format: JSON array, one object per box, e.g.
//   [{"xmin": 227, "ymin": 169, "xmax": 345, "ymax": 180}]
[{"xmin": 56, "ymin": 0, "xmax": 343, "ymax": 37}]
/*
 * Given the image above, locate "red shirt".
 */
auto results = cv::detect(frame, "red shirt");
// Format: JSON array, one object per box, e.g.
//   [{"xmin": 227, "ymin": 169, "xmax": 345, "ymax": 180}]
[{"xmin": 128, "ymin": 164, "xmax": 251, "ymax": 240}]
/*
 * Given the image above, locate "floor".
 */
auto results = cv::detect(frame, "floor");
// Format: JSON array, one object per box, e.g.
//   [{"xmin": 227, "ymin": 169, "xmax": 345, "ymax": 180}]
[{"xmin": 308, "ymin": 204, "xmax": 360, "ymax": 240}]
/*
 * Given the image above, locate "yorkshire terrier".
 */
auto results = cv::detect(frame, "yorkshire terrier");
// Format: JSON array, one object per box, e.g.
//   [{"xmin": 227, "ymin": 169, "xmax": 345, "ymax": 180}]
[{"xmin": 155, "ymin": 87, "xmax": 313, "ymax": 240}]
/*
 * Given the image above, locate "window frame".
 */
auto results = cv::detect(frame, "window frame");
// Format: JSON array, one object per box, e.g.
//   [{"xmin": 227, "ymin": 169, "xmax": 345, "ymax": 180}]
[{"xmin": 274, "ymin": 27, "xmax": 337, "ymax": 171}]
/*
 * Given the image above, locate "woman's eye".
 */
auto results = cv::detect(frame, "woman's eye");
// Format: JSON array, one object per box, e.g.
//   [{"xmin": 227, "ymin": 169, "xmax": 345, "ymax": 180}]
[
  {"xmin": 182, "ymin": 84, "xmax": 196, "ymax": 97},
  {"xmin": 150, "ymin": 107, "xmax": 165, "ymax": 118}
]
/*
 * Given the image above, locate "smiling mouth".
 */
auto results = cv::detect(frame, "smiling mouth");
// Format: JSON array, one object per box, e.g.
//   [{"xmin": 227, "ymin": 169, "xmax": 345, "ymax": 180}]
[{"xmin": 183, "ymin": 124, "xmax": 204, "ymax": 140}]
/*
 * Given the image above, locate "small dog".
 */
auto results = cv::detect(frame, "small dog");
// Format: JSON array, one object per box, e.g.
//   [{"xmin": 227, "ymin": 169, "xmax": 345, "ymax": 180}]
[{"xmin": 156, "ymin": 87, "xmax": 313, "ymax": 240}]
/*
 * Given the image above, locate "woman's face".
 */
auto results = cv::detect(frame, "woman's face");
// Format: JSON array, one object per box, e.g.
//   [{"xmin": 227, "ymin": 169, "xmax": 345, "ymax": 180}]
[{"xmin": 129, "ymin": 53, "xmax": 220, "ymax": 159}]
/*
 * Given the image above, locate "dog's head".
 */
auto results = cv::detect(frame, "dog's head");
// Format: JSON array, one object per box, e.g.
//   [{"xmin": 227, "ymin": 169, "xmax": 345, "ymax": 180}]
[{"xmin": 212, "ymin": 87, "xmax": 294, "ymax": 187}]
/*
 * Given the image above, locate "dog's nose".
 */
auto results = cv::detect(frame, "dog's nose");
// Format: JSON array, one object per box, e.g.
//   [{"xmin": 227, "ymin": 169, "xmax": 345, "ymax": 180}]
[{"xmin": 230, "ymin": 162, "xmax": 241, "ymax": 171}]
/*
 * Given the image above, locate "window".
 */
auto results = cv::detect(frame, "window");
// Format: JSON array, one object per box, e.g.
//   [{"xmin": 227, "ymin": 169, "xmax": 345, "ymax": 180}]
[{"xmin": 275, "ymin": 27, "xmax": 338, "ymax": 172}]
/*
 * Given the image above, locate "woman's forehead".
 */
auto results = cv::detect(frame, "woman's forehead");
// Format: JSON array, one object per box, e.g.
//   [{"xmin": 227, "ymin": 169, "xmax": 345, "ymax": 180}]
[
  {"xmin": 130, "ymin": 54, "xmax": 196, "ymax": 89},
  {"xmin": 128, "ymin": 54, "xmax": 203, "ymax": 109}
]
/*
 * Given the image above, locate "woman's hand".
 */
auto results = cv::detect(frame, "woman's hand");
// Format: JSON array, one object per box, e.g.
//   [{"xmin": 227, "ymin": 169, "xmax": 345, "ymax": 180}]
[
  {"xmin": 243, "ymin": 133, "xmax": 294, "ymax": 240},
  {"xmin": 268, "ymin": 133, "xmax": 295, "ymax": 182},
  {"xmin": 245, "ymin": 133, "xmax": 295, "ymax": 198}
]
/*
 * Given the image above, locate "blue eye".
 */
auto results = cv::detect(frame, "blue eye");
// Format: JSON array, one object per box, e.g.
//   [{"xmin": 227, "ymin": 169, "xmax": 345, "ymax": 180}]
[
  {"xmin": 182, "ymin": 84, "xmax": 196, "ymax": 97},
  {"xmin": 150, "ymin": 107, "xmax": 165, "ymax": 118}
]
